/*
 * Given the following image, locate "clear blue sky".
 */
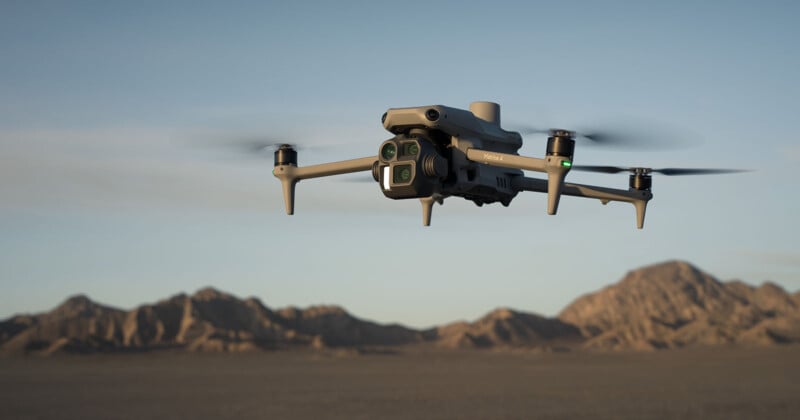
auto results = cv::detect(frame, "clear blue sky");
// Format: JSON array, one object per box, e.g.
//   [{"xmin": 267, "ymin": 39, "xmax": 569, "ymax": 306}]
[{"xmin": 1, "ymin": 1, "xmax": 798, "ymax": 328}]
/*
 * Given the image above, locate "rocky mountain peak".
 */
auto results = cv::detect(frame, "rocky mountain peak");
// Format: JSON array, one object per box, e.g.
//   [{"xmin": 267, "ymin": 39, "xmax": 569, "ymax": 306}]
[
  {"xmin": 618, "ymin": 260, "xmax": 716, "ymax": 288},
  {"xmin": 484, "ymin": 307, "xmax": 517, "ymax": 320},
  {"xmin": 191, "ymin": 287, "xmax": 232, "ymax": 301},
  {"xmin": 559, "ymin": 260, "xmax": 800, "ymax": 350},
  {"xmin": 59, "ymin": 294, "xmax": 94, "ymax": 308},
  {"xmin": 48, "ymin": 294, "xmax": 118, "ymax": 319}
]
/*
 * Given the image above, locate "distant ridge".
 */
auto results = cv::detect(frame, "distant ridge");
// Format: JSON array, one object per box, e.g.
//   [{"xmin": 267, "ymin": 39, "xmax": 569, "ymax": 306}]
[
  {"xmin": 2, "ymin": 261, "xmax": 799, "ymax": 355},
  {"xmin": 0, "ymin": 286, "xmax": 427, "ymax": 356},
  {"xmin": 559, "ymin": 260, "xmax": 800, "ymax": 350},
  {"xmin": 430, "ymin": 308, "xmax": 582, "ymax": 350}
]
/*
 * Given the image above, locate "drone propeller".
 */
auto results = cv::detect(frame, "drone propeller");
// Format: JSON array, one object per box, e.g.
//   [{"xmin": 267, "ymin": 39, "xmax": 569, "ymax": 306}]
[
  {"xmin": 516, "ymin": 125, "xmax": 688, "ymax": 150},
  {"xmin": 223, "ymin": 138, "xmax": 306, "ymax": 155},
  {"xmin": 650, "ymin": 168, "xmax": 749, "ymax": 176},
  {"xmin": 189, "ymin": 134, "xmax": 370, "ymax": 166},
  {"xmin": 572, "ymin": 165, "xmax": 749, "ymax": 176},
  {"xmin": 185, "ymin": 134, "xmax": 298, "ymax": 156},
  {"xmin": 240, "ymin": 140, "xmax": 294, "ymax": 153},
  {"xmin": 579, "ymin": 131, "xmax": 640, "ymax": 148}
]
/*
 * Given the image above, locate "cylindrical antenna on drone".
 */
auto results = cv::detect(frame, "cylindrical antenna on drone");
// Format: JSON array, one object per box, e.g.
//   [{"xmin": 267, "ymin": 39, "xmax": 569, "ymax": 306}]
[{"xmin": 469, "ymin": 101, "xmax": 501, "ymax": 125}]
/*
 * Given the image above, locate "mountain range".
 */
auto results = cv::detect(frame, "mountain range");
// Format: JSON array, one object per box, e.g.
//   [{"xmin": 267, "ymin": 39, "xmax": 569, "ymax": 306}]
[{"xmin": 2, "ymin": 260, "xmax": 799, "ymax": 355}]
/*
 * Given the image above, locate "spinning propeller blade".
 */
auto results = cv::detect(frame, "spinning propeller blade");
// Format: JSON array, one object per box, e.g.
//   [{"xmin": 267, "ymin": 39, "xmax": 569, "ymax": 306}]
[
  {"xmin": 651, "ymin": 168, "xmax": 749, "ymax": 176},
  {"xmin": 572, "ymin": 165, "xmax": 749, "ymax": 176},
  {"xmin": 568, "ymin": 165, "xmax": 628, "ymax": 174},
  {"xmin": 515, "ymin": 123, "xmax": 689, "ymax": 150}
]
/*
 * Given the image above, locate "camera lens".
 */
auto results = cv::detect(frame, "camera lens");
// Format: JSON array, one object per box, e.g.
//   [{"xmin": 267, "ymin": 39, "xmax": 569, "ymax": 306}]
[
  {"xmin": 381, "ymin": 143, "xmax": 396, "ymax": 160},
  {"xmin": 393, "ymin": 164, "xmax": 413, "ymax": 183},
  {"xmin": 425, "ymin": 109, "xmax": 440, "ymax": 121}
]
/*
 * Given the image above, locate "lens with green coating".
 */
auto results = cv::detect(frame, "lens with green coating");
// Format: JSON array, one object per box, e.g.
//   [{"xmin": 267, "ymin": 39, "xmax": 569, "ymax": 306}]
[
  {"xmin": 405, "ymin": 143, "xmax": 419, "ymax": 156},
  {"xmin": 393, "ymin": 164, "xmax": 412, "ymax": 183},
  {"xmin": 381, "ymin": 143, "xmax": 396, "ymax": 160}
]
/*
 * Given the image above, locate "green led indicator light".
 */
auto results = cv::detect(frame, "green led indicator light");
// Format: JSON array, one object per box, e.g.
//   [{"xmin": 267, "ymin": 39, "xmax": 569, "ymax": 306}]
[{"xmin": 561, "ymin": 161, "xmax": 572, "ymax": 168}]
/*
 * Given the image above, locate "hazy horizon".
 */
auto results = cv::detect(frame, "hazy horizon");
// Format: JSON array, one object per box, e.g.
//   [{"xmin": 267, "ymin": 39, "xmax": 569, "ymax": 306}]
[{"xmin": 3, "ymin": 259, "xmax": 798, "ymax": 330}]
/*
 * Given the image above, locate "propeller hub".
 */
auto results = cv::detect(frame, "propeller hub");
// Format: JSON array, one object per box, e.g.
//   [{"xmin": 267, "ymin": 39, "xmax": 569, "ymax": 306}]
[
  {"xmin": 629, "ymin": 172, "xmax": 652, "ymax": 191},
  {"xmin": 549, "ymin": 129, "xmax": 575, "ymax": 138},
  {"xmin": 274, "ymin": 145, "xmax": 298, "ymax": 166},
  {"xmin": 546, "ymin": 130, "xmax": 576, "ymax": 158}
]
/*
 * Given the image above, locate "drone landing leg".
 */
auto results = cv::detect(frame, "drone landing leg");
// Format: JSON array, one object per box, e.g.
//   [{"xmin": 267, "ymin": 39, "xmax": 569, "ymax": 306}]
[
  {"xmin": 280, "ymin": 178, "xmax": 297, "ymax": 215},
  {"xmin": 634, "ymin": 200, "xmax": 647, "ymax": 229},
  {"xmin": 420, "ymin": 197, "xmax": 435, "ymax": 226},
  {"xmin": 547, "ymin": 170, "xmax": 566, "ymax": 215}
]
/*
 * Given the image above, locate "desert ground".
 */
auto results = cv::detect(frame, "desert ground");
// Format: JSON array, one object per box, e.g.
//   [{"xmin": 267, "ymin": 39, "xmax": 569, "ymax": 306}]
[{"xmin": 2, "ymin": 346, "xmax": 799, "ymax": 420}]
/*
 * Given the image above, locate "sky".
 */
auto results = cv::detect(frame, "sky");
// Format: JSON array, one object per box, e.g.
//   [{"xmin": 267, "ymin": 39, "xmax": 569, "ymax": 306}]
[{"xmin": 1, "ymin": 0, "xmax": 798, "ymax": 328}]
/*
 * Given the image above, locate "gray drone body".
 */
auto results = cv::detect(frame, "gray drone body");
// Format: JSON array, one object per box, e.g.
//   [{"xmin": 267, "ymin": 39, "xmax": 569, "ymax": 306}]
[
  {"xmin": 272, "ymin": 101, "xmax": 742, "ymax": 228},
  {"xmin": 378, "ymin": 102, "xmax": 522, "ymax": 208}
]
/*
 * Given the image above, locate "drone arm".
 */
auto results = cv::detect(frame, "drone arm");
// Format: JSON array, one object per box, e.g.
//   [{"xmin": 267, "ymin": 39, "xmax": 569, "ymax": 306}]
[
  {"xmin": 465, "ymin": 148, "xmax": 547, "ymax": 172},
  {"xmin": 465, "ymin": 148, "xmax": 571, "ymax": 215},
  {"xmin": 511, "ymin": 176, "xmax": 653, "ymax": 229},
  {"xmin": 291, "ymin": 157, "xmax": 377, "ymax": 180},
  {"xmin": 273, "ymin": 156, "xmax": 377, "ymax": 215}
]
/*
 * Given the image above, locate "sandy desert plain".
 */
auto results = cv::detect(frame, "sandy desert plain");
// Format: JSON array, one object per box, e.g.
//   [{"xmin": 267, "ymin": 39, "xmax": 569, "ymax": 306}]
[{"xmin": 1, "ymin": 345, "xmax": 799, "ymax": 420}]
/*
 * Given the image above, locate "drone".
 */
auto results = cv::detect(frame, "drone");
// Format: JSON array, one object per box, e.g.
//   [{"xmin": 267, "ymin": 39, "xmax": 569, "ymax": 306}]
[{"xmin": 272, "ymin": 101, "xmax": 744, "ymax": 228}]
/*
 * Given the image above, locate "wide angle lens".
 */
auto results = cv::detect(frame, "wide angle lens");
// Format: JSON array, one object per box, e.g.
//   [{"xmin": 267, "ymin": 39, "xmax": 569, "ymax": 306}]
[
  {"xmin": 393, "ymin": 164, "xmax": 412, "ymax": 183},
  {"xmin": 381, "ymin": 143, "xmax": 397, "ymax": 160}
]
